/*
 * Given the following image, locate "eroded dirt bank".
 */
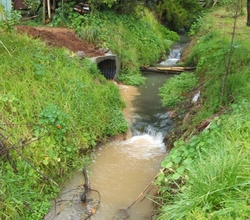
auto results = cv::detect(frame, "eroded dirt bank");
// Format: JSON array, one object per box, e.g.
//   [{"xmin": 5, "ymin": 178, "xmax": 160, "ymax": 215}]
[{"xmin": 16, "ymin": 26, "xmax": 105, "ymax": 57}]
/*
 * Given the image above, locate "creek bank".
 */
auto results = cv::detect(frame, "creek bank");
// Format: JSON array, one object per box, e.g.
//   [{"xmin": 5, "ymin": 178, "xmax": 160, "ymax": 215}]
[{"xmin": 162, "ymin": 34, "xmax": 226, "ymax": 147}]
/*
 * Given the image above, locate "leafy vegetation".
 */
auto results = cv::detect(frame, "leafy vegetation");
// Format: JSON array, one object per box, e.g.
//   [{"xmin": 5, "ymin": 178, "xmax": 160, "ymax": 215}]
[
  {"xmin": 154, "ymin": 0, "xmax": 203, "ymax": 31},
  {"xmin": 3, "ymin": 1, "xmax": 247, "ymax": 219},
  {"xmin": 156, "ymin": 102, "xmax": 250, "ymax": 219},
  {"xmin": 156, "ymin": 5, "xmax": 250, "ymax": 220},
  {"xmin": 0, "ymin": 5, "xmax": 21, "ymax": 32},
  {"xmin": 0, "ymin": 30, "xmax": 128, "ymax": 219}
]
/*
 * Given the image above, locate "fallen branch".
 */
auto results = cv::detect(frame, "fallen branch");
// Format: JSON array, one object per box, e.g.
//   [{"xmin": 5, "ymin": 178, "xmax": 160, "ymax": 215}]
[
  {"xmin": 80, "ymin": 167, "xmax": 90, "ymax": 203},
  {"xmin": 127, "ymin": 169, "xmax": 163, "ymax": 210},
  {"xmin": 0, "ymin": 131, "xmax": 57, "ymax": 186},
  {"xmin": 20, "ymin": 15, "xmax": 38, "ymax": 21}
]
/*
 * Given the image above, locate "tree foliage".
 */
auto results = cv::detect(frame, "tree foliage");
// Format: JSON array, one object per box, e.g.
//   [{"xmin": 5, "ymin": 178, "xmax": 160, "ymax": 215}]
[
  {"xmin": 63, "ymin": 0, "xmax": 202, "ymax": 30},
  {"xmin": 154, "ymin": 0, "xmax": 202, "ymax": 31}
]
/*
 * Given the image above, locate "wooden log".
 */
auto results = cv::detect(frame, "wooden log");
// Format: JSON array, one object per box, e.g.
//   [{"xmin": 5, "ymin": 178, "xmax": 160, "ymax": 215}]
[
  {"xmin": 140, "ymin": 66, "xmax": 196, "ymax": 74},
  {"xmin": 156, "ymin": 66, "xmax": 194, "ymax": 72}
]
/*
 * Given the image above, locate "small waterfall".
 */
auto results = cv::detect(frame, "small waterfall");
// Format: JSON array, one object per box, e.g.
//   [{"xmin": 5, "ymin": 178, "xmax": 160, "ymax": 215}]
[
  {"xmin": 158, "ymin": 33, "xmax": 190, "ymax": 67},
  {"xmin": 158, "ymin": 47, "xmax": 183, "ymax": 67},
  {"xmin": 130, "ymin": 112, "xmax": 172, "ymax": 140}
]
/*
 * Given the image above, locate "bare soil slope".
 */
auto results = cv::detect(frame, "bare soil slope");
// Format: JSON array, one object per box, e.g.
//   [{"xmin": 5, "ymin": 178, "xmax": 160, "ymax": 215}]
[{"xmin": 16, "ymin": 26, "xmax": 105, "ymax": 57}]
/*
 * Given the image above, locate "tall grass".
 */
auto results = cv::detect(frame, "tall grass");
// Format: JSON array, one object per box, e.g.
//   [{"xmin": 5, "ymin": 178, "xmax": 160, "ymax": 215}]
[
  {"xmin": 183, "ymin": 7, "xmax": 250, "ymax": 122},
  {"xmin": 156, "ymin": 6, "xmax": 250, "ymax": 220},
  {"xmin": 0, "ymin": 29, "xmax": 128, "ymax": 219},
  {"xmin": 157, "ymin": 102, "xmax": 250, "ymax": 219},
  {"xmin": 158, "ymin": 72, "xmax": 198, "ymax": 107}
]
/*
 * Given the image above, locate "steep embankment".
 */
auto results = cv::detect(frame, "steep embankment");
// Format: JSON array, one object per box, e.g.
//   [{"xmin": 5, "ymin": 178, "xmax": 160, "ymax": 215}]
[
  {"xmin": 156, "ymin": 6, "xmax": 250, "ymax": 220},
  {"xmin": 0, "ymin": 29, "xmax": 128, "ymax": 220}
]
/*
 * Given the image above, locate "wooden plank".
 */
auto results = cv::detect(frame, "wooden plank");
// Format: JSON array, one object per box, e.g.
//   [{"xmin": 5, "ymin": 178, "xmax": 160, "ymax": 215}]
[
  {"xmin": 157, "ymin": 67, "xmax": 186, "ymax": 71},
  {"xmin": 157, "ymin": 66, "xmax": 196, "ymax": 72},
  {"xmin": 140, "ymin": 66, "xmax": 196, "ymax": 74}
]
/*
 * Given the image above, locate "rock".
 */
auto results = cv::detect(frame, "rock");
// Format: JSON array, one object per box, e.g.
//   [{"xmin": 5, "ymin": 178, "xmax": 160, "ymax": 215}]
[
  {"xmin": 76, "ymin": 50, "xmax": 86, "ymax": 59},
  {"xmin": 112, "ymin": 208, "xmax": 129, "ymax": 220}
]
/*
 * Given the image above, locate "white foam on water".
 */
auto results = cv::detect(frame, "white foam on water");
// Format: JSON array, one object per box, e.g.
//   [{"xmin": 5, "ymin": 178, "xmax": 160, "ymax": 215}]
[
  {"xmin": 120, "ymin": 134, "xmax": 166, "ymax": 159},
  {"xmin": 158, "ymin": 48, "xmax": 183, "ymax": 66}
]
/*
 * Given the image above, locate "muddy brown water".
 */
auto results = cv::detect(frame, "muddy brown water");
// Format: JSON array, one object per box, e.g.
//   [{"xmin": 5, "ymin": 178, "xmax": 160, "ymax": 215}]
[{"xmin": 47, "ymin": 73, "xmax": 174, "ymax": 220}]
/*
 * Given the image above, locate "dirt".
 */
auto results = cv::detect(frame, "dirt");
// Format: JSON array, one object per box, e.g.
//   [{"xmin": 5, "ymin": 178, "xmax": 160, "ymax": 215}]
[{"xmin": 15, "ymin": 26, "xmax": 105, "ymax": 57}]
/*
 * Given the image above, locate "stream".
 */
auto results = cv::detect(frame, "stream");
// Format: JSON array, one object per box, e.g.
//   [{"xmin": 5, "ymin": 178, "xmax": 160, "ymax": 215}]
[{"xmin": 48, "ymin": 34, "xmax": 189, "ymax": 220}]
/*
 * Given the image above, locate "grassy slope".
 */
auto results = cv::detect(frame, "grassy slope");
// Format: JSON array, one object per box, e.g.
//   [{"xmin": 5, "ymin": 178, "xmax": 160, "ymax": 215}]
[
  {"xmin": 156, "ymin": 6, "xmax": 250, "ymax": 220},
  {"xmin": 0, "ymin": 29, "xmax": 128, "ymax": 219}
]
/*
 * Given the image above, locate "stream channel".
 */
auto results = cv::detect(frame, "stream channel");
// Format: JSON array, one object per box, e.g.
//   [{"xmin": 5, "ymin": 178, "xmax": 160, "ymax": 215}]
[{"xmin": 48, "ymin": 34, "xmax": 189, "ymax": 220}]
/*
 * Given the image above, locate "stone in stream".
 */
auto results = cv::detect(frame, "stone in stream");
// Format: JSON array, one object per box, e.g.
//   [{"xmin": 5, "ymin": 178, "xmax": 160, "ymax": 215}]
[{"xmin": 112, "ymin": 208, "xmax": 129, "ymax": 220}]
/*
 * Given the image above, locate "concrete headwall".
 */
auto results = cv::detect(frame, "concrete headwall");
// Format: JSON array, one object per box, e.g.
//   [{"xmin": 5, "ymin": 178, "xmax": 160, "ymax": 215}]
[{"xmin": 90, "ymin": 54, "xmax": 121, "ymax": 80}]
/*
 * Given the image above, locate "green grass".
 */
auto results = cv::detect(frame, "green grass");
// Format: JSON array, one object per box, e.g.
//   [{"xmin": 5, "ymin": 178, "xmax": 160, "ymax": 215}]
[
  {"xmin": 158, "ymin": 72, "xmax": 198, "ymax": 107},
  {"xmin": 183, "ymin": 7, "xmax": 250, "ymax": 122},
  {"xmin": 156, "ymin": 5, "xmax": 250, "ymax": 220},
  {"xmin": 97, "ymin": 8, "xmax": 179, "ymax": 84},
  {"xmin": 157, "ymin": 102, "xmax": 250, "ymax": 219},
  {"xmin": 0, "ymin": 29, "xmax": 128, "ymax": 219}
]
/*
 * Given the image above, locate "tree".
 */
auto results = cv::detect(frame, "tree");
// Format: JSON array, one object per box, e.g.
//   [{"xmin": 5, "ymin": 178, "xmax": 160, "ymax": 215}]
[
  {"xmin": 247, "ymin": 0, "xmax": 250, "ymax": 25},
  {"xmin": 155, "ymin": 0, "xmax": 202, "ymax": 31}
]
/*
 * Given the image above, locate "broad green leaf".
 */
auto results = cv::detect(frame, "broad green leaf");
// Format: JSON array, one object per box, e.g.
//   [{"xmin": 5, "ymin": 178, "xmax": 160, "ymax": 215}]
[
  {"xmin": 183, "ymin": 158, "xmax": 193, "ymax": 165},
  {"xmin": 162, "ymin": 161, "xmax": 173, "ymax": 168},
  {"xmin": 157, "ymin": 173, "xmax": 165, "ymax": 182},
  {"xmin": 172, "ymin": 172, "xmax": 181, "ymax": 180}
]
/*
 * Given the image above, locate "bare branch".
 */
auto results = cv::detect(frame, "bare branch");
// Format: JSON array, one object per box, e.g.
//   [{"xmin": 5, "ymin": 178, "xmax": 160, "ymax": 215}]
[
  {"xmin": 221, "ymin": 0, "xmax": 240, "ymax": 102},
  {"xmin": 0, "ymin": 40, "xmax": 12, "ymax": 57}
]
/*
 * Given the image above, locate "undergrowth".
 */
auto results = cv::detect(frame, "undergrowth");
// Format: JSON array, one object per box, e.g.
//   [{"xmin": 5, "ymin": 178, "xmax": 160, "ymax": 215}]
[{"xmin": 156, "ymin": 102, "xmax": 250, "ymax": 219}]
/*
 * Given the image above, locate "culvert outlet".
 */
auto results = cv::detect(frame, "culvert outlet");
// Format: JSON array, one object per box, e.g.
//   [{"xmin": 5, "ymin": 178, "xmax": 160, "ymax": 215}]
[{"xmin": 90, "ymin": 55, "xmax": 120, "ymax": 80}]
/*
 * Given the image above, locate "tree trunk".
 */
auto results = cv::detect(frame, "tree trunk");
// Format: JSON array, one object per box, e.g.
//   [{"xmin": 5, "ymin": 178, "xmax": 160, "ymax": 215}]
[
  {"xmin": 43, "ymin": 0, "xmax": 46, "ymax": 24},
  {"xmin": 247, "ymin": 0, "xmax": 250, "ymax": 26}
]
